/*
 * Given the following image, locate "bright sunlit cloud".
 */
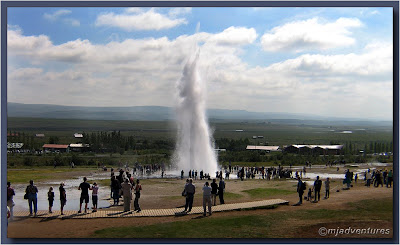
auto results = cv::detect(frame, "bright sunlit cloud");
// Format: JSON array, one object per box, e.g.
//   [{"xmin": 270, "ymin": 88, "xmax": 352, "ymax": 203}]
[{"xmin": 7, "ymin": 7, "xmax": 393, "ymax": 120}]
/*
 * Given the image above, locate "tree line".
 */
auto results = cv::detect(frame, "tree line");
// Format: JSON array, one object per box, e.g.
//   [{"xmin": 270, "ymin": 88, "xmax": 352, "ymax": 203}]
[{"xmin": 8, "ymin": 131, "xmax": 393, "ymax": 155}]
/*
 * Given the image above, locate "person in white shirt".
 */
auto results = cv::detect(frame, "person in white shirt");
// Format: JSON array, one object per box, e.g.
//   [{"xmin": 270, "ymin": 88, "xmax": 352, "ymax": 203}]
[
  {"xmin": 92, "ymin": 182, "xmax": 99, "ymax": 212},
  {"xmin": 366, "ymin": 169, "xmax": 372, "ymax": 187},
  {"xmin": 184, "ymin": 179, "xmax": 195, "ymax": 212},
  {"xmin": 202, "ymin": 182, "xmax": 212, "ymax": 216}
]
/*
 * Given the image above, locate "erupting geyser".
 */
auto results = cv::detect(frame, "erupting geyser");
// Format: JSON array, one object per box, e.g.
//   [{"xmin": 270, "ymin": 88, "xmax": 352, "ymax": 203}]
[{"xmin": 173, "ymin": 50, "xmax": 218, "ymax": 175}]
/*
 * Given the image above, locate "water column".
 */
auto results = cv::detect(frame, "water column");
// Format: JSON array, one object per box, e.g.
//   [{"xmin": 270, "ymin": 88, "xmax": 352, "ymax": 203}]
[{"xmin": 173, "ymin": 50, "xmax": 218, "ymax": 176}]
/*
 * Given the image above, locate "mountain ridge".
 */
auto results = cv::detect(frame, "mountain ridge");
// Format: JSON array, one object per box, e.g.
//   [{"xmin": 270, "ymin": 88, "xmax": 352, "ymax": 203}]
[{"xmin": 7, "ymin": 102, "xmax": 392, "ymax": 126}]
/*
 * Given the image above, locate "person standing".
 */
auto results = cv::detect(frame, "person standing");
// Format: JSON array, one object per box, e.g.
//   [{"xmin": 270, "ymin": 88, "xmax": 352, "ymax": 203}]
[
  {"xmin": 240, "ymin": 168, "xmax": 244, "ymax": 181},
  {"xmin": 181, "ymin": 170, "xmax": 184, "ymax": 180},
  {"xmin": 92, "ymin": 182, "xmax": 99, "ymax": 212},
  {"xmin": 218, "ymin": 178, "xmax": 225, "ymax": 204},
  {"xmin": 48, "ymin": 187, "xmax": 54, "ymax": 213},
  {"xmin": 383, "ymin": 170, "xmax": 388, "ymax": 185},
  {"xmin": 7, "ymin": 206, "xmax": 10, "ymax": 226},
  {"xmin": 111, "ymin": 176, "xmax": 121, "ymax": 206},
  {"xmin": 374, "ymin": 170, "xmax": 381, "ymax": 187},
  {"xmin": 210, "ymin": 179, "xmax": 218, "ymax": 206},
  {"xmin": 25, "ymin": 180, "xmax": 38, "ymax": 216},
  {"xmin": 7, "ymin": 182, "xmax": 15, "ymax": 221},
  {"xmin": 184, "ymin": 178, "xmax": 195, "ymax": 212},
  {"xmin": 296, "ymin": 177, "xmax": 305, "ymax": 205},
  {"xmin": 121, "ymin": 179, "xmax": 132, "ymax": 212},
  {"xmin": 134, "ymin": 179, "xmax": 142, "ymax": 212},
  {"xmin": 59, "ymin": 182, "xmax": 66, "ymax": 215},
  {"xmin": 324, "ymin": 178, "xmax": 330, "ymax": 199},
  {"xmin": 307, "ymin": 188, "xmax": 312, "ymax": 202},
  {"xmin": 366, "ymin": 169, "xmax": 372, "ymax": 187},
  {"xmin": 78, "ymin": 177, "xmax": 92, "ymax": 213},
  {"xmin": 202, "ymin": 182, "xmax": 212, "ymax": 216},
  {"xmin": 345, "ymin": 169, "xmax": 352, "ymax": 188},
  {"xmin": 387, "ymin": 170, "xmax": 393, "ymax": 188},
  {"xmin": 313, "ymin": 176, "xmax": 322, "ymax": 202}
]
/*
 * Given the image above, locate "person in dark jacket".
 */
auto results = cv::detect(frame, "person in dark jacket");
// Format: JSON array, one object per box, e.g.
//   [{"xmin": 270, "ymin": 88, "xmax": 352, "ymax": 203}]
[
  {"xmin": 313, "ymin": 176, "xmax": 322, "ymax": 202},
  {"xmin": 210, "ymin": 179, "xmax": 218, "ymax": 206},
  {"xmin": 218, "ymin": 178, "xmax": 225, "ymax": 204},
  {"xmin": 25, "ymin": 180, "xmax": 39, "ymax": 216},
  {"xmin": 47, "ymin": 187, "xmax": 54, "ymax": 213},
  {"xmin": 296, "ymin": 177, "xmax": 305, "ymax": 205},
  {"xmin": 184, "ymin": 178, "xmax": 195, "ymax": 212},
  {"xmin": 59, "ymin": 182, "xmax": 67, "ymax": 215},
  {"xmin": 111, "ymin": 176, "xmax": 121, "ymax": 206}
]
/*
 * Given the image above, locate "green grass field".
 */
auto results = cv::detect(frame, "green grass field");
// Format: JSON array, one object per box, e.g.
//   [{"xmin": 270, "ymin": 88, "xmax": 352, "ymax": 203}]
[
  {"xmin": 8, "ymin": 117, "xmax": 393, "ymax": 146},
  {"xmin": 241, "ymin": 188, "xmax": 295, "ymax": 198},
  {"xmin": 7, "ymin": 166, "xmax": 99, "ymax": 184},
  {"xmin": 91, "ymin": 198, "xmax": 393, "ymax": 238}
]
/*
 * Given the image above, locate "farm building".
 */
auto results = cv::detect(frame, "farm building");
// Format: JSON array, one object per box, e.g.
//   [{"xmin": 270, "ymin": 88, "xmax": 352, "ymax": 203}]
[
  {"xmin": 283, "ymin": 145, "xmax": 344, "ymax": 155},
  {"xmin": 35, "ymin": 134, "xmax": 45, "ymax": 137},
  {"xmin": 43, "ymin": 144, "xmax": 70, "ymax": 153},
  {"xmin": 214, "ymin": 148, "xmax": 227, "ymax": 152},
  {"xmin": 69, "ymin": 143, "xmax": 90, "ymax": 152},
  {"xmin": 7, "ymin": 142, "xmax": 24, "ymax": 152},
  {"xmin": 74, "ymin": 133, "xmax": 83, "ymax": 138},
  {"xmin": 246, "ymin": 145, "xmax": 281, "ymax": 152},
  {"xmin": 7, "ymin": 142, "xmax": 24, "ymax": 149}
]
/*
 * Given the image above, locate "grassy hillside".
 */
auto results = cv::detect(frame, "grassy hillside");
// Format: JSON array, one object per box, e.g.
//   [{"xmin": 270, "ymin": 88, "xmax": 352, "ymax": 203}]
[{"xmin": 8, "ymin": 117, "xmax": 393, "ymax": 146}]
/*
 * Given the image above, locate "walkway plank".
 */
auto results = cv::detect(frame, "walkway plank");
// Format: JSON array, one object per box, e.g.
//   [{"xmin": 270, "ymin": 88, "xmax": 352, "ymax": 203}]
[{"xmin": 13, "ymin": 199, "xmax": 289, "ymax": 219}]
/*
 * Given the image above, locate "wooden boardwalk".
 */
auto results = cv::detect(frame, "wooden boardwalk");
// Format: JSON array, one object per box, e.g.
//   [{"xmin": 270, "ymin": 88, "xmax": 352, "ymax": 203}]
[{"xmin": 13, "ymin": 199, "xmax": 289, "ymax": 219}]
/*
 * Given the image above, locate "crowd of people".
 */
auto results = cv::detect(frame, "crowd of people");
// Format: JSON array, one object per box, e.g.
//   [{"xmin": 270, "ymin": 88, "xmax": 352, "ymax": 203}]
[
  {"xmin": 15, "ymin": 177, "xmax": 99, "ymax": 216},
  {"xmin": 109, "ymin": 168, "xmax": 142, "ymax": 212},
  {"xmin": 6, "ymin": 170, "xmax": 143, "ymax": 219},
  {"xmin": 182, "ymin": 176, "xmax": 226, "ymax": 216},
  {"xmin": 6, "ymin": 164, "xmax": 393, "ymax": 220},
  {"xmin": 295, "ymin": 167, "xmax": 393, "ymax": 205}
]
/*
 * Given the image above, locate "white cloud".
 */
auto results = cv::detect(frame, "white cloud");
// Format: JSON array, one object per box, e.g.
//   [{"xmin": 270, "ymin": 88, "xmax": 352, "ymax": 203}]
[
  {"xmin": 8, "ymin": 67, "xmax": 43, "ymax": 81},
  {"xmin": 266, "ymin": 42, "xmax": 392, "ymax": 77},
  {"xmin": 43, "ymin": 9, "xmax": 80, "ymax": 27},
  {"xmin": 261, "ymin": 17, "xmax": 363, "ymax": 52},
  {"xmin": 95, "ymin": 8, "xmax": 187, "ymax": 31},
  {"xmin": 208, "ymin": 26, "xmax": 258, "ymax": 46},
  {"xmin": 44, "ymin": 9, "xmax": 71, "ymax": 21},
  {"xmin": 124, "ymin": 8, "xmax": 143, "ymax": 14},
  {"xmin": 7, "ymin": 26, "xmax": 393, "ymax": 120},
  {"xmin": 64, "ymin": 18, "xmax": 80, "ymax": 27},
  {"xmin": 168, "ymin": 7, "xmax": 192, "ymax": 17},
  {"xmin": 360, "ymin": 9, "xmax": 380, "ymax": 17}
]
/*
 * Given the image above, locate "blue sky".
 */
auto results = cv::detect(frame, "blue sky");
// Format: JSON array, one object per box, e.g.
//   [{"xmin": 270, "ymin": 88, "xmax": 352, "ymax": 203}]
[{"xmin": 7, "ymin": 7, "xmax": 393, "ymax": 120}]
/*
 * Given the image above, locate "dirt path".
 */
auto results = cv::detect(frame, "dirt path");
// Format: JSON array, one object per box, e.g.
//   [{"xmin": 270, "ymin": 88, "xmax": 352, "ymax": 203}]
[{"xmin": 7, "ymin": 181, "xmax": 393, "ymax": 239}]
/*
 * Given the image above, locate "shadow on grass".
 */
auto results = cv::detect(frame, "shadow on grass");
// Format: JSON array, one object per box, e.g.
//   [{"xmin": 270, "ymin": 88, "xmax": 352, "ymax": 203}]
[{"xmin": 39, "ymin": 215, "xmax": 61, "ymax": 222}]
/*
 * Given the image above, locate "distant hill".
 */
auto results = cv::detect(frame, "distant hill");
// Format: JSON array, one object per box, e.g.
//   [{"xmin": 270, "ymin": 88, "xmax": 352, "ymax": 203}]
[{"xmin": 7, "ymin": 102, "xmax": 392, "ymax": 127}]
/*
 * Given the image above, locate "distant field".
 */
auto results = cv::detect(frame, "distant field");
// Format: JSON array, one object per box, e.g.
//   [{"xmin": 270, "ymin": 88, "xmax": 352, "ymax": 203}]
[{"xmin": 7, "ymin": 117, "xmax": 393, "ymax": 146}]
